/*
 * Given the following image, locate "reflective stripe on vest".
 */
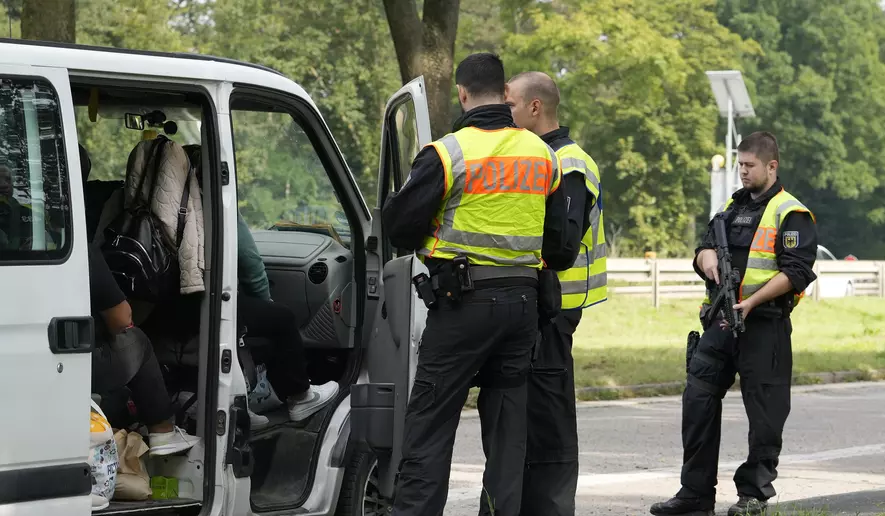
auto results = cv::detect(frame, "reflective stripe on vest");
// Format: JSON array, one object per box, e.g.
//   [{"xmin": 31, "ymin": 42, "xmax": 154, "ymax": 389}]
[
  {"xmin": 417, "ymin": 127, "xmax": 561, "ymax": 268},
  {"xmin": 703, "ymin": 188, "xmax": 814, "ymax": 308},
  {"xmin": 556, "ymin": 143, "xmax": 608, "ymax": 309}
]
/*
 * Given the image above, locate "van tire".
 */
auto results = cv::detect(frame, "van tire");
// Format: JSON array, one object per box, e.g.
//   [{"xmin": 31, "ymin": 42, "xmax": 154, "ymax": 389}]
[{"xmin": 335, "ymin": 451, "xmax": 392, "ymax": 516}]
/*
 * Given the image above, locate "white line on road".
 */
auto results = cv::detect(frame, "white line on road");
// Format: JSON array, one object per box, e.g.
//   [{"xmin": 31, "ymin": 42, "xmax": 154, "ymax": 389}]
[{"xmin": 447, "ymin": 443, "xmax": 885, "ymax": 502}]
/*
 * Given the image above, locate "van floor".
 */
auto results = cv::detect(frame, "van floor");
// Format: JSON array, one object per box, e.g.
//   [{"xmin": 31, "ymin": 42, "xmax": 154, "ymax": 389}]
[
  {"xmin": 98, "ymin": 498, "xmax": 201, "ymax": 515},
  {"xmin": 249, "ymin": 404, "xmax": 328, "ymax": 511}
]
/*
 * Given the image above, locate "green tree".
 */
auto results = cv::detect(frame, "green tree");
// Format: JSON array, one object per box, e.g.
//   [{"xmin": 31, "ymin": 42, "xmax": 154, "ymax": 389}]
[
  {"xmin": 503, "ymin": 0, "xmax": 759, "ymax": 256},
  {"xmin": 20, "ymin": 0, "xmax": 74, "ymax": 42},
  {"xmin": 200, "ymin": 0, "xmax": 401, "ymax": 207},
  {"xmin": 383, "ymin": 0, "xmax": 461, "ymax": 139},
  {"xmin": 2, "ymin": 0, "xmax": 22, "ymax": 38},
  {"xmin": 717, "ymin": 0, "xmax": 885, "ymax": 258}
]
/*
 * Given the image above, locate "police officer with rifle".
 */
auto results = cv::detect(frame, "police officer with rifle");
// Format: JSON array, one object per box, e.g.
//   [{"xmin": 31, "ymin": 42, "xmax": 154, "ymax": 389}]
[
  {"xmin": 651, "ymin": 132, "xmax": 818, "ymax": 516},
  {"xmin": 382, "ymin": 53, "xmax": 577, "ymax": 516}
]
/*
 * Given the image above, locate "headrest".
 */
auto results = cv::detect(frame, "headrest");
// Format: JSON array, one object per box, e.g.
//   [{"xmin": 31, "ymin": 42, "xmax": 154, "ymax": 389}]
[{"xmin": 182, "ymin": 144, "xmax": 202, "ymax": 186}]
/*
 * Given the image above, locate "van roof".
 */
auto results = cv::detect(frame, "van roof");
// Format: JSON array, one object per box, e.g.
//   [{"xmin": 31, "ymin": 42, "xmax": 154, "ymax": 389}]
[
  {"xmin": 0, "ymin": 38, "xmax": 316, "ymax": 110},
  {"xmin": 0, "ymin": 38, "xmax": 285, "ymax": 76}
]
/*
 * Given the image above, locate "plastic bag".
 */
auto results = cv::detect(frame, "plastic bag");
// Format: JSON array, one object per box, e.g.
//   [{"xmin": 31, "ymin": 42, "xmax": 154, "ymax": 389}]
[
  {"xmin": 112, "ymin": 429, "xmax": 153, "ymax": 501},
  {"xmin": 88, "ymin": 400, "xmax": 119, "ymax": 501},
  {"xmin": 248, "ymin": 363, "xmax": 283, "ymax": 413}
]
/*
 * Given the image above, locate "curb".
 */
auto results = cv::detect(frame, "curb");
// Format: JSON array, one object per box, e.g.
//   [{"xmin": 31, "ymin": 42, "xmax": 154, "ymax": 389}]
[{"xmin": 574, "ymin": 369, "xmax": 885, "ymax": 396}]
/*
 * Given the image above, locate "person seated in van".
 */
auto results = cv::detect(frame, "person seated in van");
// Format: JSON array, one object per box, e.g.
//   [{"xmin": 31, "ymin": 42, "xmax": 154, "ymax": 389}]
[
  {"xmin": 88, "ymin": 242, "xmax": 201, "ymax": 456},
  {"xmin": 236, "ymin": 209, "xmax": 340, "ymax": 424},
  {"xmin": 181, "ymin": 144, "xmax": 339, "ymax": 425}
]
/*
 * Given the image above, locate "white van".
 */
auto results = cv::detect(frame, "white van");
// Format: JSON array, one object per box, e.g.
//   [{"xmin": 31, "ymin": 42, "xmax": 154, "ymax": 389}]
[{"xmin": 0, "ymin": 38, "xmax": 431, "ymax": 516}]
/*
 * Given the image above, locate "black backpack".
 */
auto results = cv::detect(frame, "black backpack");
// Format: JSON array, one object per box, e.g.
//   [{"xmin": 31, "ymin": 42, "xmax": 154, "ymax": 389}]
[{"xmin": 102, "ymin": 136, "xmax": 194, "ymax": 302}]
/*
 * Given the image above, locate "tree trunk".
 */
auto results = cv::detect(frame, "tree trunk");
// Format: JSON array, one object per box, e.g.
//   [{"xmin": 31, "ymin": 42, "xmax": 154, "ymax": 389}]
[
  {"xmin": 383, "ymin": 0, "xmax": 460, "ymax": 139},
  {"xmin": 21, "ymin": 0, "xmax": 75, "ymax": 42}
]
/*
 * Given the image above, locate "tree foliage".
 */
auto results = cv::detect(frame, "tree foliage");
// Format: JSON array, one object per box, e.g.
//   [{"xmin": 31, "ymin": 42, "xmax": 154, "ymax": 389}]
[
  {"xmin": 502, "ymin": 0, "xmax": 760, "ymax": 256},
  {"xmin": 716, "ymin": 0, "xmax": 885, "ymax": 257},
  {"xmin": 7, "ymin": 0, "xmax": 885, "ymax": 257}
]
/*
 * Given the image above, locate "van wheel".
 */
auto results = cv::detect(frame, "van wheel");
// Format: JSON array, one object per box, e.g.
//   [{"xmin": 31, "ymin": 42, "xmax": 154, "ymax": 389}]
[{"xmin": 335, "ymin": 451, "xmax": 392, "ymax": 516}]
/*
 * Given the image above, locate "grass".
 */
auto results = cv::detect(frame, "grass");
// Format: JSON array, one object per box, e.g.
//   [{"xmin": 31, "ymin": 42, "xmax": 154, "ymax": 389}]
[
  {"xmin": 763, "ymin": 499, "xmax": 885, "ymax": 515},
  {"xmin": 464, "ymin": 296, "xmax": 885, "ymax": 406},
  {"xmin": 571, "ymin": 295, "xmax": 885, "ymax": 399}
]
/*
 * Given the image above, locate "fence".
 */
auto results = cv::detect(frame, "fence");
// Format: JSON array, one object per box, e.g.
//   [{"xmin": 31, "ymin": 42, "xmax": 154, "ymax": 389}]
[{"xmin": 608, "ymin": 258, "xmax": 885, "ymax": 307}]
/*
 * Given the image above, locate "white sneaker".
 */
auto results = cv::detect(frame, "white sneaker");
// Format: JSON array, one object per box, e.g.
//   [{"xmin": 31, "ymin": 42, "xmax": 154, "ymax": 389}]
[
  {"xmin": 149, "ymin": 426, "xmax": 201, "ymax": 456},
  {"xmin": 250, "ymin": 408, "xmax": 270, "ymax": 430},
  {"xmin": 91, "ymin": 493, "xmax": 110, "ymax": 511},
  {"xmin": 288, "ymin": 381, "xmax": 339, "ymax": 422}
]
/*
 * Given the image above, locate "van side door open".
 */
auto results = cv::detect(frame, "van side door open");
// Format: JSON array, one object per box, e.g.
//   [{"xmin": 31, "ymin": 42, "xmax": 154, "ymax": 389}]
[
  {"xmin": 353, "ymin": 76, "xmax": 432, "ymax": 498},
  {"xmin": 0, "ymin": 65, "xmax": 93, "ymax": 513}
]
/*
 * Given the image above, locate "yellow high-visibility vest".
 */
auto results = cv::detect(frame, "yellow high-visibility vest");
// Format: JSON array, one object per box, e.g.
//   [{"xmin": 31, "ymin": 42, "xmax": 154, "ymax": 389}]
[
  {"xmin": 556, "ymin": 143, "xmax": 607, "ymax": 309},
  {"xmin": 702, "ymin": 187, "xmax": 814, "ymax": 309},
  {"xmin": 418, "ymin": 126, "xmax": 562, "ymax": 269}
]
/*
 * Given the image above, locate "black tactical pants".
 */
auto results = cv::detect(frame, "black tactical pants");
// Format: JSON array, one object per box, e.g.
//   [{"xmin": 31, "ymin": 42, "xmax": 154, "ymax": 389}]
[
  {"xmin": 519, "ymin": 310, "xmax": 582, "ymax": 516},
  {"xmin": 678, "ymin": 315, "xmax": 793, "ymax": 504},
  {"xmin": 392, "ymin": 285, "xmax": 539, "ymax": 516}
]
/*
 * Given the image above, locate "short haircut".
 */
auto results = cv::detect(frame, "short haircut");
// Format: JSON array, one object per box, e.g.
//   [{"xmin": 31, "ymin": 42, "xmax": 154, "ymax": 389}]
[
  {"xmin": 455, "ymin": 52, "xmax": 506, "ymax": 98},
  {"xmin": 737, "ymin": 131, "xmax": 779, "ymax": 163},
  {"xmin": 509, "ymin": 71, "xmax": 560, "ymax": 113}
]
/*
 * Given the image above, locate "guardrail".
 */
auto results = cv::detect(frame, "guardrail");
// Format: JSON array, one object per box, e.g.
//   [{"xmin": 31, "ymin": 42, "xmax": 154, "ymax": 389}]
[{"xmin": 608, "ymin": 258, "xmax": 885, "ymax": 307}]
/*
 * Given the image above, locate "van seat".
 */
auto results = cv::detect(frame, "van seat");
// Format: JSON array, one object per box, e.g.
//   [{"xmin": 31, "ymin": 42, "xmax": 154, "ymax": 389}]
[{"xmin": 84, "ymin": 179, "xmax": 124, "ymax": 242}]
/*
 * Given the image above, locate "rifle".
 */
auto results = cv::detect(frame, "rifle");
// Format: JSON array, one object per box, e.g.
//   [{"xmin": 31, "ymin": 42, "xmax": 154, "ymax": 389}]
[{"xmin": 702, "ymin": 213, "xmax": 746, "ymax": 337}]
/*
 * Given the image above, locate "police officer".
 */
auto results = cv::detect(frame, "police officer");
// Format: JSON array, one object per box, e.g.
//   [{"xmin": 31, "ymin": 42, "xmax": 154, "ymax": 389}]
[
  {"xmin": 381, "ymin": 52, "xmax": 576, "ymax": 516},
  {"xmin": 504, "ymin": 71, "xmax": 606, "ymax": 516},
  {"xmin": 651, "ymin": 132, "xmax": 818, "ymax": 516}
]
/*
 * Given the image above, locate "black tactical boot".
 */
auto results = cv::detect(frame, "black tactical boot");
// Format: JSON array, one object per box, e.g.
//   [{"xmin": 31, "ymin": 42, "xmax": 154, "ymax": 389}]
[
  {"xmin": 727, "ymin": 495, "xmax": 768, "ymax": 515},
  {"xmin": 649, "ymin": 495, "xmax": 715, "ymax": 516}
]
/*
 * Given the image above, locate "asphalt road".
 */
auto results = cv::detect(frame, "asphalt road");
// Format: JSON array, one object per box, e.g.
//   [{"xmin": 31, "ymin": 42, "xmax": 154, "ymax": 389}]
[{"xmin": 445, "ymin": 382, "xmax": 885, "ymax": 515}]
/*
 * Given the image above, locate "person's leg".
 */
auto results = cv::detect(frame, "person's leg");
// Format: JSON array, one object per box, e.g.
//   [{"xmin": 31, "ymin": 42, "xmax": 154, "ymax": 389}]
[
  {"xmin": 238, "ymin": 294, "xmax": 337, "ymax": 421},
  {"xmin": 651, "ymin": 323, "xmax": 737, "ymax": 515},
  {"xmin": 730, "ymin": 317, "xmax": 792, "ymax": 515},
  {"xmin": 93, "ymin": 327, "xmax": 200, "ymax": 455},
  {"xmin": 519, "ymin": 310, "xmax": 581, "ymax": 516},
  {"xmin": 238, "ymin": 294, "xmax": 309, "ymax": 396},
  {"xmin": 392, "ymin": 288, "xmax": 502, "ymax": 516},
  {"xmin": 474, "ymin": 286, "xmax": 539, "ymax": 516}
]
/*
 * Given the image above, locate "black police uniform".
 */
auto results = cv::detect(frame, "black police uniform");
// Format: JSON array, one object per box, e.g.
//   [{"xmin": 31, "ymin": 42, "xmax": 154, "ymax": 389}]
[
  {"xmin": 520, "ymin": 126, "xmax": 593, "ymax": 516},
  {"xmin": 381, "ymin": 104, "xmax": 577, "ymax": 516},
  {"xmin": 651, "ymin": 179, "xmax": 818, "ymax": 516}
]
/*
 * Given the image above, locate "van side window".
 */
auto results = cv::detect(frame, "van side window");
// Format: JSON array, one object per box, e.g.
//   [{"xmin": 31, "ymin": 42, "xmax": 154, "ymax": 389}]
[
  {"xmin": 0, "ymin": 78, "xmax": 72, "ymax": 261},
  {"xmin": 231, "ymin": 109, "xmax": 350, "ymax": 244}
]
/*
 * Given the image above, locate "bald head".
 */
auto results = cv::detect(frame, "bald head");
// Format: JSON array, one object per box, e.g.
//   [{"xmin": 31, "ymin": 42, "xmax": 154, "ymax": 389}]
[{"xmin": 505, "ymin": 71, "xmax": 560, "ymax": 134}]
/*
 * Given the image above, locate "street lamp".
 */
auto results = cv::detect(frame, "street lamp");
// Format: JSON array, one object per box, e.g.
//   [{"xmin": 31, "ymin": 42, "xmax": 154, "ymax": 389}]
[{"xmin": 705, "ymin": 70, "xmax": 755, "ymax": 220}]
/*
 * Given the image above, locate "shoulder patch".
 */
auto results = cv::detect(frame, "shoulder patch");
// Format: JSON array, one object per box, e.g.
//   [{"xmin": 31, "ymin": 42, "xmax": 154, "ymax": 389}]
[{"xmin": 783, "ymin": 230, "xmax": 799, "ymax": 249}]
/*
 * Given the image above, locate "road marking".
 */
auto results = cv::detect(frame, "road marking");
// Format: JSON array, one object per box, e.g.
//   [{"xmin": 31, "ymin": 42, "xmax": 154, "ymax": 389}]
[{"xmin": 447, "ymin": 443, "xmax": 885, "ymax": 501}]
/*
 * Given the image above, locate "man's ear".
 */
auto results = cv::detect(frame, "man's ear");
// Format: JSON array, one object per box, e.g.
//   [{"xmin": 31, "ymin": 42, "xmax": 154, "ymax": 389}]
[
  {"xmin": 457, "ymin": 85, "xmax": 468, "ymax": 105},
  {"xmin": 531, "ymin": 98, "xmax": 542, "ymax": 117},
  {"xmin": 768, "ymin": 160, "xmax": 779, "ymax": 174}
]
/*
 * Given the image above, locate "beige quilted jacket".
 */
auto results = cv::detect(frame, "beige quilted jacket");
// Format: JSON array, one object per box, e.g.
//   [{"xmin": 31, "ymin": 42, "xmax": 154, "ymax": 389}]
[{"xmin": 96, "ymin": 137, "xmax": 205, "ymax": 294}]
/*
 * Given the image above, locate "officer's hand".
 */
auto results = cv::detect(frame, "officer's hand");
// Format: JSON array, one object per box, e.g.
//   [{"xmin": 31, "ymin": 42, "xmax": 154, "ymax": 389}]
[
  {"xmin": 698, "ymin": 249, "xmax": 719, "ymax": 284},
  {"xmin": 720, "ymin": 298, "xmax": 756, "ymax": 330},
  {"xmin": 733, "ymin": 298, "xmax": 756, "ymax": 319}
]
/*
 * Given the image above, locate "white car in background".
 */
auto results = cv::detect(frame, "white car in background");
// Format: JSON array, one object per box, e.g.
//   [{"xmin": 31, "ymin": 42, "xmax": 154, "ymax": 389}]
[{"xmin": 805, "ymin": 245, "xmax": 855, "ymax": 298}]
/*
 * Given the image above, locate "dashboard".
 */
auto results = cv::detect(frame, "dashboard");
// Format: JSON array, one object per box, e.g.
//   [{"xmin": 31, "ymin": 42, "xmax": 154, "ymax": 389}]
[{"xmin": 251, "ymin": 229, "xmax": 356, "ymax": 349}]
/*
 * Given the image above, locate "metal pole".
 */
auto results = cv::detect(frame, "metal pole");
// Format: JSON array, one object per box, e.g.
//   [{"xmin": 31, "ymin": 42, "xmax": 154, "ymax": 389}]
[{"xmin": 725, "ymin": 98, "xmax": 734, "ymax": 198}]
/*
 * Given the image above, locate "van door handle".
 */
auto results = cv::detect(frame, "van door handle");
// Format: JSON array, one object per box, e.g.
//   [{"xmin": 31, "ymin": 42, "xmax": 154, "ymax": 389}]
[{"xmin": 47, "ymin": 317, "xmax": 96, "ymax": 354}]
